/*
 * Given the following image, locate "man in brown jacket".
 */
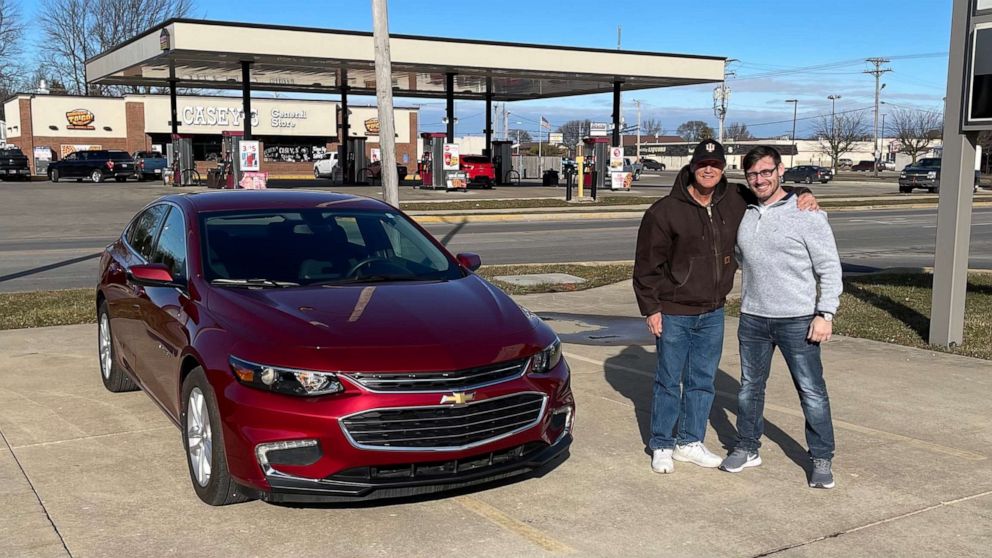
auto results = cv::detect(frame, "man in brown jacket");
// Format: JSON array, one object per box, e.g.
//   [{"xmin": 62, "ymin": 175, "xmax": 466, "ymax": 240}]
[{"xmin": 633, "ymin": 139, "xmax": 816, "ymax": 474}]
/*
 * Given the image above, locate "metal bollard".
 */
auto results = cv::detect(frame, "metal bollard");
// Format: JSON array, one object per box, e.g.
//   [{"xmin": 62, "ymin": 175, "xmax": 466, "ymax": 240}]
[{"xmin": 565, "ymin": 169, "xmax": 573, "ymax": 201}]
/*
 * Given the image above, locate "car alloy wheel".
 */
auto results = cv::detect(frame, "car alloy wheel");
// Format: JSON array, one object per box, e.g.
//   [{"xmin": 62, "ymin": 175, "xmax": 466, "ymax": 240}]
[
  {"xmin": 314, "ymin": 167, "xmax": 320, "ymax": 179},
  {"xmin": 186, "ymin": 387, "xmax": 213, "ymax": 488},
  {"xmin": 91, "ymin": 169, "xmax": 103, "ymax": 183},
  {"xmin": 50, "ymin": 169, "xmax": 60, "ymax": 182},
  {"xmin": 99, "ymin": 313, "xmax": 113, "ymax": 380},
  {"xmin": 97, "ymin": 302, "xmax": 137, "ymax": 392}
]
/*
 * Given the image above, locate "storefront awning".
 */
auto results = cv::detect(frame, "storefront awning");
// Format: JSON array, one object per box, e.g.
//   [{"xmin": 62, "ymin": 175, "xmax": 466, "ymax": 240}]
[{"xmin": 85, "ymin": 19, "xmax": 725, "ymax": 101}]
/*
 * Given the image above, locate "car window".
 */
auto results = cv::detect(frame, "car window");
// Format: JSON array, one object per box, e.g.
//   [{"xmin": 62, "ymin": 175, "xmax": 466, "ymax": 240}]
[
  {"xmin": 200, "ymin": 209, "xmax": 459, "ymax": 285},
  {"xmin": 127, "ymin": 205, "xmax": 169, "ymax": 261},
  {"xmin": 109, "ymin": 152, "xmax": 132, "ymax": 160},
  {"xmin": 461, "ymin": 156, "xmax": 489, "ymax": 163},
  {"xmin": 64, "ymin": 152, "xmax": 78, "ymax": 161},
  {"xmin": 918, "ymin": 159, "xmax": 941, "ymax": 168},
  {"xmin": 149, "ymin": 207, "xmax": 187, "ymax": 280}
]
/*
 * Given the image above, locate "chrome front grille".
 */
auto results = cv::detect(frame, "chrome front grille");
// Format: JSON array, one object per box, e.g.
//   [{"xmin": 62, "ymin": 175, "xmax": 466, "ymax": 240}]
[
  {"xmin": 340, "ymin": 392, "xmax": 547, "ymax": 451},
  {"xmin": 343, "ymin": 359, "xmax": 529, "ymax": 392}
]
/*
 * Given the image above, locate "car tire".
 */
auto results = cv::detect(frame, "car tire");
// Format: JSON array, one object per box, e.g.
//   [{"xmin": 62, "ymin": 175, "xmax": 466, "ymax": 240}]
[
  {"xmin": 313, "ymin": 167, "xmax": 321, "ymax": 179},
  {"xmin": 91, "ymin": 169, "xmax": 104, "ymax": 183},
  {"xmin": 804, "ymin": 176, "xmax": 813, "ymax": 184},
  {"xmin": 98, "ymin": 301, "xmax": 138, "ymax": 393},
  {"xmin": 634, "ymin": 171, "xmax": 641, "ymax": 181},
  {"xmin": 115, "ymin": 177, "xmax": 127, "ymax": 182},
  {"xmin": 50, "ymin": 169, "xmax": 60, "ymax": 183},
  {"xmin": 928, "ymin": 187, "xmax": 938, "ymax": 193},
  {"xmin": 181, "ymin": 367, "xmax": 252, "ymax": 506},
  {"xmin": 821, "ymin": 180, "xmax": 829, "ymax": 184},
  {"xmin": 137, "ymin": 174, "xmax": 146, "ymax": 182},
  {"xmin": 899, "ymin": 187, "xmax": 912, "ymax": 193}
]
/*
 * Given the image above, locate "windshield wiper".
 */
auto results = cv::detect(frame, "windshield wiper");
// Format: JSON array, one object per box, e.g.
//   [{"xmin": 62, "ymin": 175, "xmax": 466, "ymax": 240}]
[
  {"xmin": 315, "ymin": 275, "xmax": 426, "ymax": 286},
  {"xmin": 210, "ymin": 278, "xmax": 300, "ymax": 288}
]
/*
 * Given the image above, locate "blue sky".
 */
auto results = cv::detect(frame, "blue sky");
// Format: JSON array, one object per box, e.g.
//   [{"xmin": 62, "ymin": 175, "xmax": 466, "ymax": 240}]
[{"xmin": 20, "ymin": 0, "xmax": 955, "ymax": 139}]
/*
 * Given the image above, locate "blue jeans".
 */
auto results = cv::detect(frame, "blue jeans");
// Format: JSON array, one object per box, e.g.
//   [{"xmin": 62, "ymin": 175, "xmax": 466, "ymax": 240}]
[
  {"xmin": 735, "ymin": 313, "xmax": 835, "ymax": 460},
  {"xmin": 649, "ymin": 308, "xmax": 724, "ymax": 450}
]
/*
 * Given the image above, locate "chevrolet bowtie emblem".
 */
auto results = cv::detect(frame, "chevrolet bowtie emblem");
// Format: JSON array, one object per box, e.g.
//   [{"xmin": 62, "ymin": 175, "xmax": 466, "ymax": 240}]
[{"xmin": 440, "ymin": 392, "xmax": 475, "ymax": 406}]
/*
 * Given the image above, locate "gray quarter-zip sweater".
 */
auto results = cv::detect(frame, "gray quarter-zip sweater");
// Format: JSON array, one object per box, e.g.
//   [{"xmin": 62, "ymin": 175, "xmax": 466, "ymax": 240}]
[{"xmin": 736, "ymin": 193, "xmax": 842, "ymax": 317}]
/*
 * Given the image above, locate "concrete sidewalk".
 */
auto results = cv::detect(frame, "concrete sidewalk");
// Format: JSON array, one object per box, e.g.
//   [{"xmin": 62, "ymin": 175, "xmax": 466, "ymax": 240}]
[{"xmin": 1, "ymin": 282, "xmax": 990, "ymax": 557}]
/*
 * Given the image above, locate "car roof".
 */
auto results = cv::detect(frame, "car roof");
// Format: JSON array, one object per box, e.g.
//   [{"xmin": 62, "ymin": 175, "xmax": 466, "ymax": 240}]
[{"xmin": 164, "ymin": 190, "xmax": 392, "ymax": 214}]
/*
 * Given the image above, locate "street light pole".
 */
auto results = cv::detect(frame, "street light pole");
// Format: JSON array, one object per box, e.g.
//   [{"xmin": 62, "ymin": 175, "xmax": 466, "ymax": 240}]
[
  {"xmin": 785, "ymin": 99, "xmax": 798, "ymax": 167},
  {"xmin": 828, "ymin": 94, "xmax": 841, "ymax": 171}
]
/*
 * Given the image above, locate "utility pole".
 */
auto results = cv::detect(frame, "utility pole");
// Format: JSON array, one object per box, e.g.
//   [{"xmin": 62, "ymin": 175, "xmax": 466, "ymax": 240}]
[
  {"xmin": 785, "ymin": 99, "xmax": 798, "ymax": 167},
  {"xmin": 503, "ymin": 109, "xmax": 510, "ymax": 141},
  {"xmin": 866, "ymin": 57, "xmax": 892, "ymax": 178},
  {"xmin": 617, "ymin": 25, "xmax": 621, "ymax": 50},
  {"xmin": 634, "ymin": 99, "xmax": 641, "ymax": 160},
  {"xmin": 372, "ymin": 0, "xmax": 399, "ymax": 206},
  {"xmin": 828, "ymin": 94, "xmax": 841, "ymax": 170},
  {"xmin": 712, "ymin": 59, "xmax": 736, "ymax": 144}
]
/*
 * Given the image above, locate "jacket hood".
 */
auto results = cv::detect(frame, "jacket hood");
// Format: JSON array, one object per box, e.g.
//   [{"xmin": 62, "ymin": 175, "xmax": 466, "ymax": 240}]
[{"xmin": 672, "ymin": 164, "xmax": 730, "ymax": 207}]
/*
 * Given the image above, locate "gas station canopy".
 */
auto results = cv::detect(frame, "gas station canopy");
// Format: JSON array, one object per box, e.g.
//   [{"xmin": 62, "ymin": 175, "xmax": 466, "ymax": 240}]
[{"xmin": 86, "ymin": 19, "xmax": 725, "ymax": 101}]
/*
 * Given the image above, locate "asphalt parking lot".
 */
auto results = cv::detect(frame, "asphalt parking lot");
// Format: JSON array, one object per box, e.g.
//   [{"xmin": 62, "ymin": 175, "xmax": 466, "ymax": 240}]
[{"xmin": 2, "ymin": 282, "xmax": 990, "ymax": 558}]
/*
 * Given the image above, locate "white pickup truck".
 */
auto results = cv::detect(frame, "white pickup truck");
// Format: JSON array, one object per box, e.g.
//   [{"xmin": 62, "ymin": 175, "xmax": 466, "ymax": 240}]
[
  {"xmin": 313, "ymin": 152, "xmax": 339, "ymax": 179},
  {"xmin": 623, "ymin": 157, "xmax": 643, "ymax": 181}
]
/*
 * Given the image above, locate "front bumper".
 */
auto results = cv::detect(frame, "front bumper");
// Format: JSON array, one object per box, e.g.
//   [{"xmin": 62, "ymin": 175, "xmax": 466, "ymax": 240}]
[
  {"xmin": 214, "ymin": 358, "xmax": 574, "ymax": 502},
  {"xmin": 255, "ymin": 433, "xmax": 572, "ymax": 503},
  {"xmin": 899, "ymin": 176, "xmax": 936, "ymax": 188}
]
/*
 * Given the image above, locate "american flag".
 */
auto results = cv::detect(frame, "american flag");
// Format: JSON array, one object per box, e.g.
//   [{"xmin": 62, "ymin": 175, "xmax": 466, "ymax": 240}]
[{"xmin": 540, "ymin": 116, "xmax": 551, "ymax": 130}]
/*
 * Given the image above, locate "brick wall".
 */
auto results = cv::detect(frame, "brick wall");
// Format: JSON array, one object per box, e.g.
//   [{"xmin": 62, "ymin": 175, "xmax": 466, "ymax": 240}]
[
  {"xmin": 125, "ymin": 102, "xmax": 150, "ymax": 153},
  {"xmin": 19, "ymin": 99, "xmax": 36, "ymax": 174}
]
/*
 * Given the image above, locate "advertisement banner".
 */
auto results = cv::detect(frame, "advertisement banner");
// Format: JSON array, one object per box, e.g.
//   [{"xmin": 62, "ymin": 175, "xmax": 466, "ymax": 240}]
[
  {"xmin": 445, "ymin": 171, "xmax": 467, "ymax": 189},
  {"xmin": 239, "ymin": 140, "xmax": 260, "ymax": 171},
  {"xmin": 590, "ymin": 122, "xmax": 609, "ymax": 137},
  {"xmin": 60, "ymin": 144, "xmax": 102, "ymax": 158},
  {"xmin": 609, "ymin": 146, "xmax": 624, "ymax": 170},
  {"xmin": 548, "ymin": 132, "xmax": 564, "ymax": 144},
  {"xmin": 442, "ymin": 143, "xmax": 460, "ymax": 171},
  {"xmin": 370, "ymin": 147, "xmax": 381, "ymax": 163},
  {"xmin": 611, "ymin": 171, "xmax": 632, "ymax": 190},
  {"xmin": 239, "ymin": 171, "xmax": 268, "ymax": 189}
]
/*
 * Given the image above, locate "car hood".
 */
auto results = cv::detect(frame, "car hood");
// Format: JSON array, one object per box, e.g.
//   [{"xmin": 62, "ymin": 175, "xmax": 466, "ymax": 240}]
[{"xmin": 208, "ymin": 274, "xmax": 548, "ymax": 372}]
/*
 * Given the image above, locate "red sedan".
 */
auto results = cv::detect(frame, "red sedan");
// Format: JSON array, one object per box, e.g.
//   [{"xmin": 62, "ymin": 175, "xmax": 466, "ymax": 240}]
[{"xmin": 96, "ymin": 190, "xmax": 573, "ymax": 505}]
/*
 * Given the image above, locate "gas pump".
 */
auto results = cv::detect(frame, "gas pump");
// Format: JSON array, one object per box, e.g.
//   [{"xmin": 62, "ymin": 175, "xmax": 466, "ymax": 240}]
[
  {"xmin": 221, "ymin": 131, "xmax": 243, "ymax": 188},
  {"xmin": 339, "ymin": 137, "xmax": 367, "ymax": 184},
  {"xmin": 168, "ymin": 134, "xmax": 194, "ymax": 187},
  {"xmin": 582, "ymin": 137, "xmax": 610, "ymax": 200},
  {"xmin": 418, "ymin": 132, "xmax": 447, "ymax": 189},
  {"xmin": 491, "ymin": 140, "xmax": 513, "ymax": 185}
]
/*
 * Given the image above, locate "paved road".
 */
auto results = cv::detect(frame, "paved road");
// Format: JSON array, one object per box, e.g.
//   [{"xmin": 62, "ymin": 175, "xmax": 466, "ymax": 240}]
[{"xmin": 1, "ymin": 180, "xmax": 990, "ymax": 292}]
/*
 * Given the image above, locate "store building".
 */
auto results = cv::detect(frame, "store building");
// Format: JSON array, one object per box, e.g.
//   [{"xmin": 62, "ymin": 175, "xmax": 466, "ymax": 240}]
[{"xmin": 2, "ymin": 93, "xmax": 419, "ymax": 177}]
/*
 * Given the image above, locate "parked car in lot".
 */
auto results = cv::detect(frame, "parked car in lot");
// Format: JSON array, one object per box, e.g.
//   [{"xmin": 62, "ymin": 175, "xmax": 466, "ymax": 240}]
[
  {"xmin": 312, "ymin": 151, "xmax": 339, "ymax": 179},
  {"xmin": 460, "ymin": 155, "xmax": 496, "ymax": 188},
  {"xmin": 133, "ymin": 150, "xmax": 168, "ymax": 181},
  {"xmin": 850, "ymin": 160, "xmax": 877, "ymax": 172},
  {"xmin": 359, "ymin": 159, "xmax": 408, "ymax": 183},
  {"xmin": 898, "ymin": 157, "xmax": 979, "ymax": 193},
  {"xmin": 0, "ymin": 146, "xmax": 31, "ymax": 180},
  {"xmin": 838, "ymin": 158, "xmax": 853, "ymax": 170},
  {"xmin": 97, "ymin": 190, "xmax": 574, "ymax": 505},
  {"xmin": 878, "ymin": 160, "xmax": 896, "ymax": 171},
  {"xmin": 782, "ymin": 165, "xmax": 832, "ymax": 184},
  {"xmin": 641, "ymin": 158, "xmax": 666, "ymax": 171},
  {"xmin": 48, "ymin": 150, "xmax": 136, "ymax": 183}
]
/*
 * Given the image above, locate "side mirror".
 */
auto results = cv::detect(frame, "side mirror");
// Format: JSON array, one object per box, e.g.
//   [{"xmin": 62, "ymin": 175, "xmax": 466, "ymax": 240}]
[
  {"xmin": 456, "ymin": 253, "xmax": 482, "ymax": 272},
  {"xmin": 127, "ymin": 263, "xmax": 179, "ymax": 287}
]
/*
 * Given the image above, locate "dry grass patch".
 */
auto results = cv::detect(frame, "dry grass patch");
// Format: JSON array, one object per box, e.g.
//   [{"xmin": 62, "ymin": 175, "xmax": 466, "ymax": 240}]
[
  {"xmin": 0, "ymin": 288, "xmax": 93, "ymax": 330},
  {"xmin": 477, "ymin": 263, "xmax": 634, "ymax": 295}
]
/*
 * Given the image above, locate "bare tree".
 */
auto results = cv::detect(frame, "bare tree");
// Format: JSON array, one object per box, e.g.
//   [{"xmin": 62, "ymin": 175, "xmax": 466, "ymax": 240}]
[
  {"xmin": 812, "ymin": 110, "xmax": 871, "ymax": 171},
  {"xmin": 676, "ymin": 120, "xmax": 714, "ymax": 142},
  {"xmin": 725, "ymin": 122, "xmax": 754, "ymax": 141},
  {"xmin": 0, "ymin": 0, "xmax": 26, "ymax": 113},
  {"xmin": 641, "ymin": 118, "xmax": 663, "ymax": 136},
  {"xmin": 38, "ymin": 0, "xmax": 192, "ymax": 95},
  {"xmin": 889, "ymin": 108, "xmax": 943, "ymax": 164},
  {"xmin": 557, "ymin": 119, "xmax": 591, "ymax": 147},
  {"xmin": 509, "ymin": 128, "xmax": 532, "ymax": 144}
]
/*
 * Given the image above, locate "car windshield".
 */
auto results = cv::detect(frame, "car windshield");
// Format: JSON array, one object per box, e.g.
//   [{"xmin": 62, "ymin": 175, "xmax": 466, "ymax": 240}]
[
  {"xmin": 201, "ymin": 208, "xmax": 462, "ymax": 287},
  {"xmin": 1, "ymin": 149, "xmax": 25, "ymax": 157},
  {"xmin": 917, "ymin": 159, "xmax": 941, "ymax": 168}
]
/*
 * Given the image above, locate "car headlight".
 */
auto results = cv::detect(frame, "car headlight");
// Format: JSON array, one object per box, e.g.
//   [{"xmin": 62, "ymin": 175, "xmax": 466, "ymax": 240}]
[
  {"xmin": 927, "ymin": 171, "xmax": 937, "ymax": 179},
  {"xmin": 900, "ymin": 173, "xmax": 907, "ymax": 178},
  {"xmin": 528, "ymin": 338, "xmax": 562, "ymax": 374},
  {"xmin": 229, "ymin": 356, "xmax": 344, "ymax": 396}
]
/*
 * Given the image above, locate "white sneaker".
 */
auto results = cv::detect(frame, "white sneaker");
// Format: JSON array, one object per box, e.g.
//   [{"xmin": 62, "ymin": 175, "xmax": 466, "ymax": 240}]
[
  {"xmin": 651, "ymin": 449, "xmax": 674, "ymax": 474},
  {"xmin": 673, "ymin": 442, "xmax": 723, "ymax": 468}
]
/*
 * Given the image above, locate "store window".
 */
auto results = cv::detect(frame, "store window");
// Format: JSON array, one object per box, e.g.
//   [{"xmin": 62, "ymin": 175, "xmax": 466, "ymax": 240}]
[{"xmin": 263, "ymin": 138, "xmax": 329, "ymax": 162}]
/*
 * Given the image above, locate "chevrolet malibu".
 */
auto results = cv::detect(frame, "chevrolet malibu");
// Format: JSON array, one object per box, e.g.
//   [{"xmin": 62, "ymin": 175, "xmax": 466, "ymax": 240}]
[{"xmin": 97, "ymin": 190, "xmax": 574, "ymax": 505}]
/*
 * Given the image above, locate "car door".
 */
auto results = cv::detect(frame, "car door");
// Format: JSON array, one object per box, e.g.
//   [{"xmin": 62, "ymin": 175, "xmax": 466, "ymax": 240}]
[
  {"xmin": 58, "ymin": 152, "xmax": 79, "ymax": 177},
  {"xmin": 111, "ymin": 204, "xmax": 169, "ymax": 375},
  {"xmin": 134, "ymin": 205, "xmax": 192, "ymax": 418}
]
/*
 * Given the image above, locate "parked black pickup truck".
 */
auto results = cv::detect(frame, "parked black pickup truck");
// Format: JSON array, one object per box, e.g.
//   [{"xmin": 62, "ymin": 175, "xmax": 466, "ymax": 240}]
[
  {"xmin": 47, "ymin": 150, "xmax": 137, "ymax": 183},
  {"xmin": 0, "ymin": 147, "xmax": 31, "ymax": 181},
  {"xmin": 898, "ymin": 157, "xmax": 979, "ymax": 193}
]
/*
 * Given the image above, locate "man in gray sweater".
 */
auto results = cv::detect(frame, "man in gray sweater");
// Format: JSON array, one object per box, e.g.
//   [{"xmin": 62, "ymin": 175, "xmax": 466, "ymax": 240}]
[{"xmin": 720, "ymin": 146, "xmax": 842, "ymax": 489}]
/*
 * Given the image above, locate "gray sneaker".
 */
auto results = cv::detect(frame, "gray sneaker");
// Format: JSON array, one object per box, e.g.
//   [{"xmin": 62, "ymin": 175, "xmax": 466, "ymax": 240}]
[
  {"xmin": 809, "ymin": 458, "xmax": 835, "ymax": 489},
  {"xmin": 720, "ymin": 448, "xmax": 761, "ymax": 473}
]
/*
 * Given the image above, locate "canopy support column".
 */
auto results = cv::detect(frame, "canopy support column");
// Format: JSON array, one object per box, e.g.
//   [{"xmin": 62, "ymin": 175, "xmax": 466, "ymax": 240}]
[
  {"xmin": 446, "ymin": 72, "xmax": 455, "ymax": 142},
  {"xmin": 340, "ymin": 69, "xmax": 350, "ymax": 182},
  {"xmin": 612, "ymin": 80, "xmax": 622, "ymax": 147},
  {"xmin": 241, "ymin": 61, "xmax": 253, "ymax": 140},
  {"xmin": 484, "ymin": 77, "xmax": 493, "ymax": 158}
]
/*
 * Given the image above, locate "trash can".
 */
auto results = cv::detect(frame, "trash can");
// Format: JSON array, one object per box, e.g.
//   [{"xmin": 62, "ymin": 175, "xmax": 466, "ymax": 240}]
[
  {"xmin": 542, "ymin": 169, "xmax": 559, "ymax": 186},
  {"xmin": 206, "ymin": 168, "xmax": 222, "ymax": 189}
]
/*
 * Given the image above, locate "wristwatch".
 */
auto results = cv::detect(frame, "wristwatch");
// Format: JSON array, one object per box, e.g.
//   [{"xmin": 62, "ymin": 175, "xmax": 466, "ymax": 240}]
[{"xmin": 817, "ymin": 312, "xmax": 834, "ymax": 322}]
